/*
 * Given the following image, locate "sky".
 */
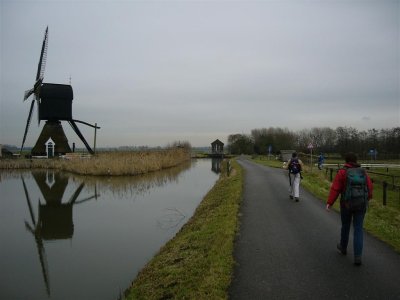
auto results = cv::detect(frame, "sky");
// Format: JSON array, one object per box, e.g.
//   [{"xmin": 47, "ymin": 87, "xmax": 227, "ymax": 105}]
[{"xmin": 1, "ymin": 0, "xmax": 399, "ymax": 148}]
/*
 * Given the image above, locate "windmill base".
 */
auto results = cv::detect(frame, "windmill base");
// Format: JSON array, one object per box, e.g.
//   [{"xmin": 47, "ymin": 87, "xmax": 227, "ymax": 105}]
[{"xmin": 31, "ymin": 121, "xmax": 72, "ymax": 156}]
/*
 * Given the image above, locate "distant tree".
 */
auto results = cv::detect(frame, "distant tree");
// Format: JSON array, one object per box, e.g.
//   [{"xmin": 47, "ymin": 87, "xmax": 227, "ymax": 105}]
[
  {"xmin": 227, "ymin": 126, "xmax": 400, "ymax": 159},
  {"xmin": 388, "ymin": 127, "xmax": 400, "ymax": 157},
  {"xmin": 251, "ymin": 127, "xmax": 295, "ymax": 154},
  {"xmin": 227, "ymin": 134, "xmax": 254, "ymax": 154},
  {"xmin": 251, "ymin": 128, "xmax": 271, "ymax": 154},
  {"xmin": 273, "ymin": 127, "xmax": 296, "ymax": 151},
  {"xmin": 366, "ymin": 128, "xmax": 379, "ymax": 151},
  {"xmin": 295, "ymin": 129, "xmax": 311, "ymax": 152},
  {"xmin": 375, "ymin": 128, "xmax": 400, "ymax": 159},
  {"xmin": 319, "ymin": 127, "xmax": 337, "ymax": 153},
  {"xmin": 335, "ymin": 127, "xmax": 352, "ymax": 155}
]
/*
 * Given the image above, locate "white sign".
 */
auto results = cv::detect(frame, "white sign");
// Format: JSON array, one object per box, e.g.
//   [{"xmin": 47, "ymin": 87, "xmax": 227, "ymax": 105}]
[{"xmin": 307, "ymin": 143, "xmax": 314, "ymax": 149}]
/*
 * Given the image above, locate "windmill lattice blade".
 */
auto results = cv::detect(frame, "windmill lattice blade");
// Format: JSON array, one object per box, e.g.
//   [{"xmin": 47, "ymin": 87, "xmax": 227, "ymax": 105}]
[
  {"xmin": 20, "ymin": 99, "xmax": 35, "ymax": 152},
  {"xmin": 22, "ymin": 176, "xmax": 36, "ymax": 226},
  {"xmin": 36, "ymin": 95, "xmax": 40, "ymax": 126},
  {"xmin": 36, "ymin": 26, "xmax": 48, "ymax": 81},
  {"xmin": 24, "ymin": 88, "xmax": 34, "ymax": 101},
  {"xmin": 36, "ymin": 235, "xmax": 51, "ymax": 296}
]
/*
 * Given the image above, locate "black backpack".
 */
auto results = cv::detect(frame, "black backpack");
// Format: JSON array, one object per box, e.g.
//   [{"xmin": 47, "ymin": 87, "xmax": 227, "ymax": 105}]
[
  {"xmin": 289, "ymin": 158, "xmax": 301, "ymax": 174},
  {"xmin": 342, "ymin": 167, "xmax": 369, "ymax": 211}
]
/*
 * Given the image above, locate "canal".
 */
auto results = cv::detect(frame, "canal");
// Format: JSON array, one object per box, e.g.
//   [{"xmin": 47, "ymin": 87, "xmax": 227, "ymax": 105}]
[{"xmin": 0, "ymin": 158, "xmax": 221, "ymax": 300}]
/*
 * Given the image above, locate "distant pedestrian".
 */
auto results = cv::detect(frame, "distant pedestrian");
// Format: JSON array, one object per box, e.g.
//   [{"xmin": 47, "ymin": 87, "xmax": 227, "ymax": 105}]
[
  {"xmin": 326, "ymin": 152, "xmax": 373, "ymax": 266},
  {"xmin": 286, "ymin": 152, "xmax": 303, "ymax": 202},
  {"xmin": 318, "ymin": 153, "xmax": 325, "ymax": 170}
]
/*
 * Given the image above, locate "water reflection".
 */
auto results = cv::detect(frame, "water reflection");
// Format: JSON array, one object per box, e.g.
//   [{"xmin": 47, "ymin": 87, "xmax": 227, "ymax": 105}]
[
  {"xmin": 211, "ymin": 158, "xmax": 222, "ymax": 174},
  {"xmin": 156, "ymin": 207, "xmax": 186, "ymax": 230},
  {"xmin": 80, "ymin": 160, "xmax": 192, "ymax": 199},
  {"xmin": 0, "ymin": 159, "xmax": 217, "ymax": 300},
  {"xmin": 22, "ymin": 171, "xmax": 99, "ymax": 296}
]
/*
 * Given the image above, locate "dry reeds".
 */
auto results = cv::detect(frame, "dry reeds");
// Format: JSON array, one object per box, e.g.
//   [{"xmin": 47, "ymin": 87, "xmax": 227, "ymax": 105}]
[{"xmin": 0, "ymin": 147, "xmax": 191, "ymax": 176}]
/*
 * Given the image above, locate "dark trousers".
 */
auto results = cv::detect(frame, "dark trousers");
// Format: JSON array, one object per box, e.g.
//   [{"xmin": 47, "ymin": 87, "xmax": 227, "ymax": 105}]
[{"xmin": 340, "ymin": 203, "xmax": 366, "ymax": 257}]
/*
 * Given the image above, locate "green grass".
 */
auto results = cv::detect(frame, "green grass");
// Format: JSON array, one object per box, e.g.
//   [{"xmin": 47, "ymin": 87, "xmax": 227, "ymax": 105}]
[
  {"xmin": 123, "ymin": 159, "xmax": 243, "ymax": 299},
  {"xmin": 252, "ymin": 156, "xmax": 400, "ymax": 252}
]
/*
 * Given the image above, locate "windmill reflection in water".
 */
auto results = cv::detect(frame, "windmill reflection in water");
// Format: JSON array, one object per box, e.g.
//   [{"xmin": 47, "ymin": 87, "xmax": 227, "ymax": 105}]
[{"xmin": 21, "ymin": 171, "xmax": 99, "ymax": 296}]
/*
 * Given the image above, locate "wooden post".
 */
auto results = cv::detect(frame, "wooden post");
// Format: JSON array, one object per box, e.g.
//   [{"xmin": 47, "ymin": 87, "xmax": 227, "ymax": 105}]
[
  {"xmin": 94, "ymin": 123, "xmax": 97, "ymax": 155},
  {"xmin": 330, "ymin": 168, "xmax": 333, "ymax": 181},
  {"xmin": 383, "ymin": 181, "xmax": 387, "ymax": 206}
]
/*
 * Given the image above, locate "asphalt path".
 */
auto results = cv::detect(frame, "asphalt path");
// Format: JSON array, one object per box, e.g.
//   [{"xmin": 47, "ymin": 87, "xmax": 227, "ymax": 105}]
[{"xmin": 229, "ymin": 157, "xmax": 400, "ymax": 299}]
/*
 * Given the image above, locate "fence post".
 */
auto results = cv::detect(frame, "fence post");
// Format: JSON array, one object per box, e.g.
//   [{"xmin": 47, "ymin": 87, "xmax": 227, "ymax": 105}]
[
  {"xmin": 383, "ymin": 181, "xmax": 388, "ymax": 206},
  {"xmin": 330, "ymin": 169, "xmax": 333, "ymax": 181},
  {"xmin": 227, "ymin": 160, "xmax": 231, "ymax": 176}
]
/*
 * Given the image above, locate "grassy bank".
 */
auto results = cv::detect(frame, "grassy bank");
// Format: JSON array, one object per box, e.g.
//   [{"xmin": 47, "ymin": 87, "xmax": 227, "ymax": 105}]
[
  {"xmin": 252, "ymin": 156, "xmax": 400, "ymax": 252},
  {"xmin": 0, "ymin": 148, "xmax": 191, "ymax": 176},
  {"xmin": 123, "ymin": 160, "xmax": 243, "ymax": 299}
]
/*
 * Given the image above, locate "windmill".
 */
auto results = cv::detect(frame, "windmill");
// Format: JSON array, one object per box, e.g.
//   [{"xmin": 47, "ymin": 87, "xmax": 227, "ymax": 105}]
[{"xmin": 21, "ymin": 27, "xmax": 100, "ymax": 156}]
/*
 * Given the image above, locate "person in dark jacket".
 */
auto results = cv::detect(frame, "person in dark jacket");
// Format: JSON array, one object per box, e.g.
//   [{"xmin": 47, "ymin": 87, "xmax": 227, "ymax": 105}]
[
  {"xmin": 326, "ymin": 152, "xmax": 373, "ymax": 265},
  {"xmin": 318, "ymin": 153, "xmax": 325, "ymax": 170}
]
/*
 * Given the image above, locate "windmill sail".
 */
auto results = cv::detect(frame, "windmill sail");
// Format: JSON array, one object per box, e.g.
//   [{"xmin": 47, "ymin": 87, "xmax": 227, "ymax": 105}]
[
  {"xmin": 23, "ymin": 27, "xmax": 48, "ymax": 102},
  {"xmin": 24, "ymin": 88, "xmax": 34, "ymax": 101},
  {"xmin": 21, "ymin": 27, "xmax": 49, "ymax": 153},
  {"xmin": 36, "ymin": 26, "xmax": 48, "ymax": 82},
  {"xmin": 21, "ymin": 99, "xmax": 36, "ymax": 152},
  {"xmin": 21, "ymin": 176, "xmax": 51, "ymax": 296}
]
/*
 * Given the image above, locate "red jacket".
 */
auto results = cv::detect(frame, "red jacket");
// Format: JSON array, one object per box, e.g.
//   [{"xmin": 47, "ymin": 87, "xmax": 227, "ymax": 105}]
[{"xmin": 327, "ymin": 163, "xmax": 373, "ymax": 206}]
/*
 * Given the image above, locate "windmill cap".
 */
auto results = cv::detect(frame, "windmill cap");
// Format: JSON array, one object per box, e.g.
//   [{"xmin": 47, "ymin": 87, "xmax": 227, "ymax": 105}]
[{"xmin": 40, "ymin": 83, "xmax": 73, "ymax": 100}]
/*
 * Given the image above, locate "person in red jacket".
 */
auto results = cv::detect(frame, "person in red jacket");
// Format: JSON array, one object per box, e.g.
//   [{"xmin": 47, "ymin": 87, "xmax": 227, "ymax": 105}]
[{"xmin": 326, "ymin": 152, "xmax": 373, "ymax": 266}]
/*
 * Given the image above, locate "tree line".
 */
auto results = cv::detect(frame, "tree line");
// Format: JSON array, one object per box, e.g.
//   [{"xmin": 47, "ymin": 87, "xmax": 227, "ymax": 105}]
[{"xmin": 227, "ymin": 127, "xmax": 400, "ymax": 159}]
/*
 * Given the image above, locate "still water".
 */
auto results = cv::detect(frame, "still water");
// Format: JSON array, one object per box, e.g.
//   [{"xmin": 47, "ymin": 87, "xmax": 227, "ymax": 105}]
[{"xmin": 0, "ymin": 158, "xmax": 221, "ymax": 300}]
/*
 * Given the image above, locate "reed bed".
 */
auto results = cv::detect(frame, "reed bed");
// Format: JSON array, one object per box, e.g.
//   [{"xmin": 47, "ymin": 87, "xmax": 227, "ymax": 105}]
[
  {"xmin": 75, "ymin": 160, "xmax": 192, "ymax": 197},
  {"xmin": 0, "ymin": 147, "xmax": 191, "ymax": 176}
]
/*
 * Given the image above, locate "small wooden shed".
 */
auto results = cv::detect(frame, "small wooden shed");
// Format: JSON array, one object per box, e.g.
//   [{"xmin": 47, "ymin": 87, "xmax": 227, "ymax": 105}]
[{"xmin": 211, "ymin": 139, "xmax": 224, "ymax": 154}]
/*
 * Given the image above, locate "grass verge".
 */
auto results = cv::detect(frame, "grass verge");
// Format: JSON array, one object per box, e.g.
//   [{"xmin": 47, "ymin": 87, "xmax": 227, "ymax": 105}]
[
  {"xmin": 252, "ymin": 156, "xmax": 400, "ymax": 252},
  {"xmin": 123, "ymin": 160, "xmax": 243, "ymax": 299}
]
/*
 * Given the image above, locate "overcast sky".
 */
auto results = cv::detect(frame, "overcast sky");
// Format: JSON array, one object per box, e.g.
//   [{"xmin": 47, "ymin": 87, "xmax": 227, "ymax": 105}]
[{"xmin": 1, "ymin": 0, "xmax": 399, "ymax": 148}]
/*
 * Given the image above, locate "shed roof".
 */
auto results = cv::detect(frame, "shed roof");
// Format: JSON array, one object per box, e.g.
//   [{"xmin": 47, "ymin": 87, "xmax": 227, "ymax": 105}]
[{"xmin": 211, "ymin": 139, "xmax": 224, "ymax": 146}]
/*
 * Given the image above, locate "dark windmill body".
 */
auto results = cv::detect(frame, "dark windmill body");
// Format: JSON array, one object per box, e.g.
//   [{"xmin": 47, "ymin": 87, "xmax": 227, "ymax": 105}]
[
  {"xmin": 31, "ymin": 84, "xmax": 73, "ymax": 155},
  {"xmin": 21, "ymin": 27, "xmax": 99, "ymax": 156}
]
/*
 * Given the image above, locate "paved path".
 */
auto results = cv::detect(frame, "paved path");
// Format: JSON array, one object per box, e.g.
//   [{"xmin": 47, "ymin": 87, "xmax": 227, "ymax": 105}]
[{"xmin": 229, "ymin": 157, "xmax": 400, "ymax": 299}]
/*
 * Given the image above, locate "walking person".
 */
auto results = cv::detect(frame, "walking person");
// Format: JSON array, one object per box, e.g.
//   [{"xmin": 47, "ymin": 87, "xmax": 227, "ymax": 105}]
[
  {"xmin": 318, "ymin": 152, "xmax": 325, "ymax": 170},
  {"xmin": 286, "ymin": 152, "xmax": 303, "ymax": 202},
  {"xmin": 326, "ymin": 152, "xmax": 373, "ymax": 265}
]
